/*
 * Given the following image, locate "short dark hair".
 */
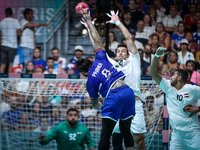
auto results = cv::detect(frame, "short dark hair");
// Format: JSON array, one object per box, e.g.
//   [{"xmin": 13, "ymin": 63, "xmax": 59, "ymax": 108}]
[
  {"xmin": 175, "ymin": 69, "xmax": 188, "ymax": 83},
  {"xmin": 177, "ymin": 21, "xmax": 185, "ymax": 28},
  {"xmin": 5, "ymin": 8, "xmax": 13, "ymax": 16},
  {"xmin": 51, "ymin": 47, "xmax": 59, "ymax": 52},
  {"xmin": 115, "ymin": 43, "xmax": 128, "ymax": 54},
  {"xmin": 77, "ymin": 58, "xmax": 93, "ymax": 73},
  {"xmin": 169, "ymin": 51, "xmax": 178, "ymax": 58},
  {"xmin": 46, "ymin": 57, "xmax": 54, "ymax": 61},
  {"xmin": 156, "ymin": 22, "xmax": 165, "ymax": 32},
  {"xmin": 37, "ymin": 66, "xmax": 45, "ymax": 73},
  {"xmin": 23, "ymin": 8, "xmax": 33, "ymax": 19},
  {"xmin": 151, "ymin": 33, "xmax": 159, "ymax": 41},
  {"xmin": 67, "ymin": 108, "xmax": 78, "ymax": 115}
]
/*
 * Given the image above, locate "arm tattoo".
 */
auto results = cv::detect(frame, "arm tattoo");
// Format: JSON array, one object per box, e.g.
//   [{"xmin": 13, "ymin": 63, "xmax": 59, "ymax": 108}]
[
  {"xmin": 111, "ymin": 79, "xmax": 127, "ymax": 89},
  {"xmin": 83, "ymin": 16, "xmax": 91, "ymax": 22}
]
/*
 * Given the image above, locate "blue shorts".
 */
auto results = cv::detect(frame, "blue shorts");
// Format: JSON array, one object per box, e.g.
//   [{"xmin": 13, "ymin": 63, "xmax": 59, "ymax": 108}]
[{"xmin": 101, "ymin": 86, "xmax": 135, "ymax": 122}]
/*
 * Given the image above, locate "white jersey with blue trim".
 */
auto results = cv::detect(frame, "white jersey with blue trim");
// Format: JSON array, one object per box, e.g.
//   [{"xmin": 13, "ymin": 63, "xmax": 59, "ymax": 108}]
[
  {"xmin": 159, "ymin": 77, "xmax": 200, "ymax": 131},
  {"xmin": 86, "ymin": 49, "xmax": 125, "ymax": 100},
  {"xmin": 108, "ymin": 52, "xmax": 141, "ymax": 98}
]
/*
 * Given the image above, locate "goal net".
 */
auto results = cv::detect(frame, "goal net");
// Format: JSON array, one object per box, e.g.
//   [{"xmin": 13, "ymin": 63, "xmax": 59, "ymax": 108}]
[{"xmin": 0, "ymin": 78, "xmax": 164, "ymax": 150}]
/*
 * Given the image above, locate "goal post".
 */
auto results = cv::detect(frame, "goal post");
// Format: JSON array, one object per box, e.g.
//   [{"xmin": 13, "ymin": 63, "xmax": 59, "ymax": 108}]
[{"xmin": 0, "ymin": 75, "xmax": 168, "ymax": 149}]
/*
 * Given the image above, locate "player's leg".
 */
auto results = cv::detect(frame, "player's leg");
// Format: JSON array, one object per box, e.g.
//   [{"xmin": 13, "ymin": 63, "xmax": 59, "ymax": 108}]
[
  {"xmin": 98, "ymin": 118, "xmax": 117, "ymax": 150},
  {"xmin": 119, "ymin": 117, "xmax": 134, "ymax": 149},
  {"xmin": 131, "ymin": 101, "xmax": 146, "ymax": 150},
  {"xmin": 0, "ymin": 46, "xmax": 7, "ymax": 73},
  {"xmin": 133, "ymin": 133, "xmax": 145, "ymax": 150},
  {"xmin": 112, "ymin": 122, "xmax": 123, "ymax": 150},
  {"xmin": 170, "ymin": 131, "xmax": 185, "ymax": 150},
  {"xmin": 8, "ymin": 48, "xmax": 17, "ymax": 73}
]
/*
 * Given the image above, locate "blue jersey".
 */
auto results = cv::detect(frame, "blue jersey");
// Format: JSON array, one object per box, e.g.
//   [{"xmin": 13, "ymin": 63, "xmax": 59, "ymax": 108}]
[
  {"xmin": 86, "ymin": 49, "xmax": 125, "ymax": 99},
  {"xmin": 193, "ymin": 31, "xmax": 200, "ymax": 45}
]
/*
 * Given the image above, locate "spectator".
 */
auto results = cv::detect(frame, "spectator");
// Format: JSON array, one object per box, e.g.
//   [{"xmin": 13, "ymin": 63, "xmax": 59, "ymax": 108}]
[
  {"xmin": 138, "ymin": 49, "xmax": 150, "ymax": 75},
  {"xmin": 145, "ymin": 66, "xmax": 150, "ymax": 76},
  {"xmin": 1, "ymin": 98, "xmax": 24, "ymax": 130},
  {"xmin": 172, "ymin": 0, "xmax": 189, "ymax": 19},
  {"xmin": 193, "ymin": 19, "xmax": 200, "ymax": 44},
  {"xmin": 20, "ymin": 8, "xmax": 47, "ymax": 64},
  {"xmin": 163, "ymin": 5, "xmax": 182, "ymax": 35},
  {"xmin": 143, "ymin": 44, "xmax": 154, "ymax": 64},
  {"xmin": 150, "ymin": 33, "xmax": 160, "ymax": 54},
  {"xmin": 154, "ymin": 0, "xmax": 166, "ymax": 22},
  {"xmin": 109, "ymin": 31, "xmax": 119, "ymax": 53},
  {"xmin": 69, "ymin": 45, "xmax": 84, "ymax": 64},
  {"xmin": 15, "ymin": 112, "xmax": 33, "ymax": 131},
  {"xmin": 65, "ymin": 67, "xmax": 75, "ymax": 75},
  {"xmin": 148, "ymin": 22, "xmax": 170, "ymax": 49},
  {"xmin": 135, "ymin": 20, "xmax": 149, "ymax": 45},
  {"xmin": 185, "ymin": 31, "xmax": 200, "ymax": 61},
  {"xmin": 31, "ymin": 47, "xmax": 46, "ymax": 69},
  {"xmin": 161, "ymin": 51, "xmax": 184, "ymax": 77},
  {"xmin": 171, "ymin": 21, "xmax": 185, "ymax": 52},
  {"xmin": 35, "ymin": 66, "xmax": 45, "ymax": 74},
  {"xmin": 110, "ymin": 26, "xmax": 124, "ymax": 43},
  {"xmin": 34, "ymin": 116, "xmax": 51, "ymax": 132},
  {"xmin": 25, "ymin": 61, "xmax": 35, "ymax": 74},
  {"xmin": 0, "ymin": 95, "xmax": 11, "ymax": 117},
  {"xmin": 143, "ymin": 14, "xmax": 156, "ymax": 37},
  {"xmin": 44, "ymin": 67, "xmax": 55, "ymax": 74},
  {"xmin": 45, "ymin": 57, "xmax": 56, "ymax": 73},
  {"xmin": 51, "ymin": 47, "xmax": 66, "ymax": 73},
  {"xmin": 94, "ymin": 11, "xmax": 106, "ymax": 37},
  {"xmin": 148, "ymin": 5, "xmax": 161, "ymax": 26},
  {"xmin": 86, "ymin": 56, "xmax": 94, "ymax": 62},
  {"xmin": 135, "ymin": 0, "xmax": 149, "ymax": 14},
  {"xmin": 38, "ymin": 108, "xmax": 95, "ymax": 150},
  {"xmin": 49, "ymin": 106, "xmax": 64, "ymax": 126},
  {"xmin": 40, "ymin": 95, "xmax": 53, "ymax": 118},
  {"xmin": 186, "ymin": 60, "xmax": 200, "ymax": 86},
  {"xmin": 184, "ymin": 3, "xmax": 198, "ymax": 31},
  {"xmin": 128, "ymin": 0, "xmax": 144, "ymax": 24},
  {"xmin": 191, "ymin": 11, "xmax": 200, "ymax": 32},
  {"xmin": 122, "ymin": 10, "xmax": 137, "ymax": 31},
  {"xmin": 186, "ymin": 69, "xmax": 196, "ymax": 85},
  {"xmin": 178, "ymin": 39, "xmax": 195, "ymax": 65},
  {"xmin": 0, "ymin": 8, "xmax": 21, "ymax": 73},
  {"xmin": 30, "ymin": 101, "xmax": 41, "ymax": 127}
]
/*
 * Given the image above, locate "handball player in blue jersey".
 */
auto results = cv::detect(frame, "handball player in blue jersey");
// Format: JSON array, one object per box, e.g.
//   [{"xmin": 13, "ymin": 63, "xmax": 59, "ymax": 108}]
[{"xmin": 77, "ymin": 9, "xmax": 135, "ymax": 150}]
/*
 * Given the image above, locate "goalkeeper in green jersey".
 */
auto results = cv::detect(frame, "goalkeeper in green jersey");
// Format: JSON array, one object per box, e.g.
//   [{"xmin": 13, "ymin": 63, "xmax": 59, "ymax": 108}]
[{"xmin": 38, "ymin": 108, "xmax": 95, "ymax": 150}]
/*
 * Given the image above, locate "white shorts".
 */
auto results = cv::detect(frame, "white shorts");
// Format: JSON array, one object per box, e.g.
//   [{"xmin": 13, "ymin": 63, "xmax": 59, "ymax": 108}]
[
  {"xmin": 113, "ymin": 100, "xmax": 146, "ymax": 134},
  {"xmin": 170, "ymin": 129, "xmax": 200, "ymax": 150}
]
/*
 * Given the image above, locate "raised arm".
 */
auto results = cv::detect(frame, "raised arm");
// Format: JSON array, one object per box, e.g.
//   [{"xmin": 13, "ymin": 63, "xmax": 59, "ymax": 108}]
[
  {"xmin": 106, "ymin": 10, "xmax": 137, "ymax": 55},
  {"xmin": 150, "ymin": 47, "xmax": 167, "ymax": 85},
  {"xmin": 81, "ymin": 9, "xmax": 104, "ymax": 51}
]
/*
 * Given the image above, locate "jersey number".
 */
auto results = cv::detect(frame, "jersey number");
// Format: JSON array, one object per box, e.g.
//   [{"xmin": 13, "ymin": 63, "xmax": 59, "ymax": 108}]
[
  {"xmin": 177, "ymin": 94, "xmax": 183, "ymax": 101},
  {"xmin": 69, "ymin": 133, "xmax": 76, "ymax": 140}
]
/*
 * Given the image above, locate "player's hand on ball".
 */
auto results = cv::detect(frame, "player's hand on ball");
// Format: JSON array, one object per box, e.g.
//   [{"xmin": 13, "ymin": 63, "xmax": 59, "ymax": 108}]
[
  {"xmin": 38, "ymin": 135, "xmax": 46, "ymax": 141},
  {"xmin": 81, "ymin": 9, "xmax": 91, "ymax": 22},
  {"xmin": 106, "ymin": 10, "xmax": 121, "ymax": 25}
]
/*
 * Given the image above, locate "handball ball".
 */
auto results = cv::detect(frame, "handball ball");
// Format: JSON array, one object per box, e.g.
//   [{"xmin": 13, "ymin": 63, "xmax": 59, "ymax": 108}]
[{"xmin": 75, "ymin": 2, "xmax": 89, "ymax": 17}]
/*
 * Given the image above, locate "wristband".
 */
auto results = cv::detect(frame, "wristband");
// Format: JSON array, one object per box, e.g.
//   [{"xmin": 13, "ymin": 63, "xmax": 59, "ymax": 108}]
[
  {"xmin": 155, "ymin": 54, "xmax": 160, "ymax": 58},
  {"xmin": 116, "ymin": 20, "xmax": 121, "ymax": 26}
]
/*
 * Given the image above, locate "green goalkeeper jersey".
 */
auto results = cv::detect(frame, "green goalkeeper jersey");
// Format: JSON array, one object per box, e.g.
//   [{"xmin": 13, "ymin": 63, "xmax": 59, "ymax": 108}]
[{"xmin": 39, "ymin": 121, "xmax": 95, "ymax": 150}]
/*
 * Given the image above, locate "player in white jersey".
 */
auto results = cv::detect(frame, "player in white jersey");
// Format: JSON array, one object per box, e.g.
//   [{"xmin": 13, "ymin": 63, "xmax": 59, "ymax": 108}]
[
  {"xmin": 150, "ymin": 47, "xmax": 200, "ymax": 150},
  {"xmin": 105, "ymin": 11, "xmax": 146, "ymax": 150}
]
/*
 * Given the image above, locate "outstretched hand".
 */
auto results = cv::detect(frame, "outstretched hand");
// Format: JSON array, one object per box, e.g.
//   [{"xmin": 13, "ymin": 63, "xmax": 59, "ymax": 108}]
[
  {"xmin": 155, "ymin": 46, "xmax": 167, "ymax": 57},
  {"xmin": 106, "ymin": 10, "xmax": 120, "ymax": 25},
  {"xmin": 183, "ymin": 105, "xmax": 200, "ymax": 117}
]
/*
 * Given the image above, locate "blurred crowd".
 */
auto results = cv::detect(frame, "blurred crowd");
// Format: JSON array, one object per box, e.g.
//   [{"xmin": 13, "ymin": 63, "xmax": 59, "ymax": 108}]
[{"xmin": 0, "ymin": 0, "xmax": 200, "ymax": 134}]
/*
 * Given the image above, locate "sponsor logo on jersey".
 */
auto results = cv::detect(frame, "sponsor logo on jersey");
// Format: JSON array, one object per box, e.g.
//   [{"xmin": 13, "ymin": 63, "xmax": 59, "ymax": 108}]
[
  {"xmin": 92, "ymin": 63, "xmax": 103, "ymax": 77},
  {"xmin": 184, "ymin": 93, "xmax": 189, "ymax": 98},
  {"xmin": 77, "ymin": 131, "xmax": 82, "ymax": 134}
]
